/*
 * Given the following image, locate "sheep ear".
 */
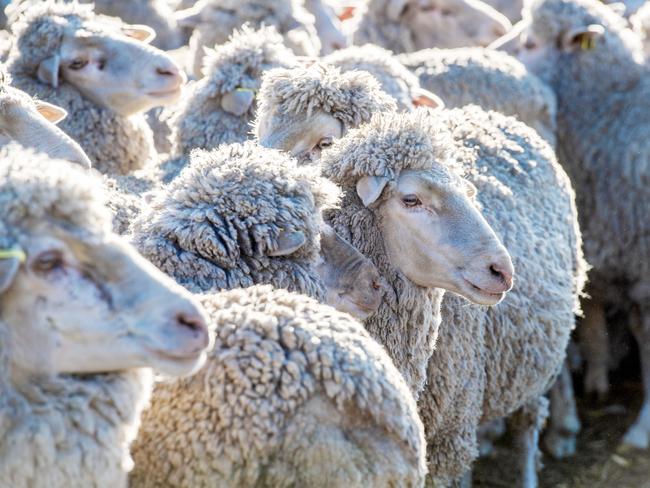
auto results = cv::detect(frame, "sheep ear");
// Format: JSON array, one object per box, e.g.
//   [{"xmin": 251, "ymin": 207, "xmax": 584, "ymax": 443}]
[
  {"xmin": 37, "ymin": 55, "xmax": 60, "ymax": 88},
  {"xmin": 356, "ymin": 176, "xmax": 390, "ymax": 207},
  {"xmin": 268, "ymin": 231, "xmax": 307, "ymax": 257},
  {"xmin": 561, "ymin": 24, "xmax": 604, "ymax": 52},
  {"xmin": 175, "ymin": 6, "xmax": 203, "ymax": 28},
  {"xmin": 387, "ymin": 0, "xmax": 408, "ymax": 21},
  {"xmin": 220, "ymin": 89, "xmax": 255, "ymax": 116},
  {"xmin": 122, "ymin": 24, "xmax": 157, "ymax": 44},
  {"xmin": 412, "ymin": 88, "xmax": 445, "ymax": 110},
  {"xmin": 35, "ymin": 100, "xmax": 67, "ymax": 124},
  {"xmin": 0, "ymin": 257, "xmax": 20, "ymax": 294}
]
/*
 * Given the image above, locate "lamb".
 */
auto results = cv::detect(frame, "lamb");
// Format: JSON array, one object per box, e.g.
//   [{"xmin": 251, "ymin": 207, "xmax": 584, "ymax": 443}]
[
  {"xmin": 493, "ymin": 0, "xmax": 650, "ymax": 451},
  {"xmin": 130, "ymin": 285, "xmax": 426, "ymax": 487},
  {"xmin": 0, "ymin": 72, "xmax": 91, "ymax": 167},
  {"xmin": 397, "ymin": 47, "xmax": 557, "ymax": 146},
  {"xmin": 322, "ymin": 44, "xmax": 445, "ymax": 112},
  {"xmin": 351, "ymin": 0, "xmax": 511, "ymax": 54},
  {"xmin": 0, "ymin": 144, "xmax": 211, "ymax": 487},
  {"xmin": 174, "ymin": 0, "xmax": 321, "ymax": 78},
  {"xmin": 161, "ymin": 25, "xmax": 299, "ymax": 182},
  {"xmin": 6, "ymin": 2, "xmax": 186, "ymax": 174},
  {"xmin": 133, "ymin": 141, "xmax": 385, "ymax": 319},
  {"xmin": 83, "ymin": 0, "xmax": 186, "ymax": 50}
]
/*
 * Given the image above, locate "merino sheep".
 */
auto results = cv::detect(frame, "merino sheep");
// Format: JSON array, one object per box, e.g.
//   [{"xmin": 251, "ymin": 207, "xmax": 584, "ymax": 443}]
[
  {"xmin": 255, "ymin": 63, "xmax": 397, "ymax": 162},
  {"xmin": 175, "ymin": 0, "xmax": 321, "ymax": 78},
  {"xmin": 493, "ymin": 0, "xmax": 650, "ymax": 450},
  {"xmin": 6, "ymin": 2, "xmax": 186, "ymax": 174},
  {"xmin": 351, "ymin": 0, "xmax": 511, "ymax": 54},
  {"xmin": 0, "ymin": 73, "xmax": 91, "ymax": 167},
  {"xmin": 0, "ymin": 144, "xmax": 211, "ymax": 488},
  {"xmin": 397, "ymin": 47, "xmax": 557, "ymax": 146},
  {"xmin": 83, "ymin": 0, "xmax": 186, "ymax": 50},
  {"xmin": 305, "ymin": 0, "xmax": 349, "ymax": 53},
  {"xmin": 161, "ymin": 26, "xmax": 298, "ymax": 181},
  {"xmin": 322, "ymin": 44, "xmax": 444, "ymax": 112},
  {"xmin": 131, "ymin": 285, "xmax": 426, "ymax": 487}
]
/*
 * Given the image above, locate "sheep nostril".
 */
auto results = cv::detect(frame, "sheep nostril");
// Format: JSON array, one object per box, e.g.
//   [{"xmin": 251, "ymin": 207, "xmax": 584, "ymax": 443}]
[
  {"xmin": 489, "ymin": 263, "xmax": 513, "ymax": 289},
  {"xmin": 156, "ymin": 66, "xmax": 176, "ymax": 76},
  {"xmin": 175, "ymin": 312, "xmax": 209, "ymax": 345}
]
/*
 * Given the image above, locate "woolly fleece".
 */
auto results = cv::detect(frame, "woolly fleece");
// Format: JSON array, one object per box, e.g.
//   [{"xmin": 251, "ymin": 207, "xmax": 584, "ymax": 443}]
[
  {"xmin": 130, "ymin": 285, "xmax": 426, "ymax": 487},
  {"xmin": 7, "ymin": 2, "xmax": 155, "ymax": 175},
  {"xmin": 132, "ymin": 141, "xmax": 339, "ymax": 300},
  {"xmin": 398, "ymin": 47, "xmax": 558, "ymax": 146},
  {"xmin": 0, "ymin": 145, "xmax": 153, "ymax": 488}
]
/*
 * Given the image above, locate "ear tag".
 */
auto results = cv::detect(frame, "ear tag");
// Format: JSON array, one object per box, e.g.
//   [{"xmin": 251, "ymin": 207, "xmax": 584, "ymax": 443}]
[{"xmin": 580, "ymin": 35, "xmax": 596, "ymax": 50}]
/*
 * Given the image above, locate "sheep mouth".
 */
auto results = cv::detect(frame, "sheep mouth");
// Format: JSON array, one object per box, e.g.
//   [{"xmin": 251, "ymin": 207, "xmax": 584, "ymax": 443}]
[
  {"xmin": 461, "ymin": 278, "xmax": 506, "ymax": 305},
  {"xmin": 146, "ymin": 346, "xmax": 204, "ymax": 363},
  {"xmin": 147, "ymin": 87, "xmax": 182, "ymax": 98}
]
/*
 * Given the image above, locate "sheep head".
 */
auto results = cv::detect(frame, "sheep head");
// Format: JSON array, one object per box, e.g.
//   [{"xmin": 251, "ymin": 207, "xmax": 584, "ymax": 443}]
[
  {"xmin": 0, "ymin": 149, "xmax": 211, "ymax": 382},
  {"xmin": 12, "ymin": 3, "xmax": 186, "ymax": 116}
]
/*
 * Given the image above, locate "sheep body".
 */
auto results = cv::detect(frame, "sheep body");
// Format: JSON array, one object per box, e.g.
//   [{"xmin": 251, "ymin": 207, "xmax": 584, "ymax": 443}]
[
  {"xmin": 130, "ymin": 285, "xmax": 426, "ymax": 487},
  {"xmin": 398, "ymin": 47, "xmax": 557, "ymax": 146},
  {"xmin": 6, "ymin": 3, "xmax": 156, "ymax": 175}
]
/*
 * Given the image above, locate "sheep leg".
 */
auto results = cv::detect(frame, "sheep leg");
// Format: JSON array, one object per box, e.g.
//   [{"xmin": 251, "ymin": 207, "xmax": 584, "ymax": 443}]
[
  {"xmin": 510, "ymin": 397, "xmax": 549, "ymax": 488},
  {"xmin": 579, "ymin": 299, "xmax": 610, "ymax": 399},
  {"xmin": 622, "ymin": 308, "xmax": 650, "ymax": 449},
  {"xmin": 477, "ymin": 418, "xmax": 506, "ymax": 457},
  {"xmin": 543, "ymin": 361, "xmax": 581, "ymax": 458}
]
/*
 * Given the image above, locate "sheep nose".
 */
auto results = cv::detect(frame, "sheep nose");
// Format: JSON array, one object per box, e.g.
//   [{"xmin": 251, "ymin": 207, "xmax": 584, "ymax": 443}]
[
  {"xmin": 175, "ymin": 311, "xmax": 210, "ymax": 351},
  {"xmin": 155, "ymin": 62, "xmax": 186, "ymax": 86},
  {"xmin": 489, "ymin": 259, "xmax": 514, "ymax": 290},
  {"xmin": 493, "ymin": 24, "xmax": 508, "ymax": 38}
]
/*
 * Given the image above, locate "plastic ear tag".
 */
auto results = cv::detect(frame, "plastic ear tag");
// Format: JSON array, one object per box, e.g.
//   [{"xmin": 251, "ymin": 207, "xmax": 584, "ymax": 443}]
[
  {"xmin": 0, "ymin": 248, "xmax": 26, "ymax": 262},
  {"xmin": 580, "ymin": 35, "xmax": 596, "ymax": 50}
]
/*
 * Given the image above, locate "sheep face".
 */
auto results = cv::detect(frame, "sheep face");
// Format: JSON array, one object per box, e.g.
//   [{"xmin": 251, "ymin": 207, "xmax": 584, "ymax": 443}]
[
  {"xmin": 397, "ymin": 0, "xmax": 511, "ymax": 49},
  {"xmin": 358, "ymin": 169, "xmax": 514, "ymax": 306},
  {"xmin": 0, "ymin": 85, "xmax": 91, "ymax": 168},
  {"xmin": 0, "ymin": 221, "xmax": 211, "ymax": 380},
  {"xmin": 317, "ymin": 223, "xmax": 386, "ymax": 320},
  {"xmin": 37, "ymin": 25, "xmax": 186, "ymax": 117}
]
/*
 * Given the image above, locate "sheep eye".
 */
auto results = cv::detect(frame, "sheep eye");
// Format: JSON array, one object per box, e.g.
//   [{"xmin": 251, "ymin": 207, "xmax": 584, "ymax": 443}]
[
  {"xmin": 524, "ymin": 39, "xmax": 537, "ymax": 50},
  {"xmin": 401, "ymin": 195, "xmax": 422, "ymax": 207},
  {"xmin": 68, "ymin": 58, "xmax": 88, "ymax": 70},
  {"xmin": 441, "ymin": 8, "xmax": 452, "ymax": 16},
  {"xmin": 97, "ymin": 59, "xmax": 106, "ymax": 70},
  {"xmin": 33, "ymin": 250, "xmax": 65, "ymax": 273},
  {"xmin": 317, "ymin": 137, "xmax": 333, "ymax": 150}
]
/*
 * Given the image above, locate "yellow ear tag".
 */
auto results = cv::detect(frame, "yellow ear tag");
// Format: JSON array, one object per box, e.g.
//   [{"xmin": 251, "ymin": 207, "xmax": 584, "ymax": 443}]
[{"xmin": 0, "ymin": 248, "xmax": 26, "ymax": 263}]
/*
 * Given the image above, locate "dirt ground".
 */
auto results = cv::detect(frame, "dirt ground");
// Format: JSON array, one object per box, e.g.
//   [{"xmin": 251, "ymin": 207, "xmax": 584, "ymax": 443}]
[{"xmin": 474, "ymin": 379, "xmax": 650, "ymax": 488}]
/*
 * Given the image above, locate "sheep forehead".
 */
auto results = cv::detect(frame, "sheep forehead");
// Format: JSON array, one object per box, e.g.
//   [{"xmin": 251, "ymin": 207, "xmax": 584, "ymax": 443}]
[{"xmin": 527, "ymin": 0, "xmax": 626, "ymax": 37}]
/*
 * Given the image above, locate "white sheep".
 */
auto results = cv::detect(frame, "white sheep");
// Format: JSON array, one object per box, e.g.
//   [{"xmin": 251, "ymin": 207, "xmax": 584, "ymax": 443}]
[
  {"xmin": 6, "ymin": 2, "xmax": 186, "ymax": 174},
  {"xmin": 0, "ymin": 144, "xmax": 211, "ymax": 487},
  {"xmin": 351, "ymin": 0, "xmax": 511, "ymax": 53},
  {"xmin": 493, "ymin": 0, "xmax": 650, "ymax": 451},
  {"xmin": 175, "ymin": 0, "xmax": 321, "ymax": 78},
  {"xmin": 130, "ymin": 285, "xmax": 426, "ymax": 487}
]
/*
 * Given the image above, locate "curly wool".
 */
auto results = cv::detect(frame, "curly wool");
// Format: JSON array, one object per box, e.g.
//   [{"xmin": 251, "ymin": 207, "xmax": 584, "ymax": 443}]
[
  {"xmin": 321, "ymin": 110, "xmax": 458, "ymax": 397},
  {"xmin": 418, "ymin": 106, "xmax": 585, "ymax": 482},
  {"xmin": 0, "ymin": 145, "xmax": 153, "ymax": 488},
  {"xmin": 398, "ymin": 47, "xmax": 558, "ymax": 146},
  {"xmin": 132, "ymin": 141, "xmax": 339, "ymax": 300},
  {"xmin": 523, "ymin": 0, "xmax": 648, "ymax": 305},
  {"xmin": 324, "ymin": 44, "xmax": 423, "ymax": 112},
  {"xmin": 6, "ymin": 2, "xmax": 155, "ymax": 175},
  {"xmin": 254, "ymin": 63, "xmax": 397, "ymax": 148},
  {"xmin": 130, "ymin": 285, "xmax": 426, "ymax": 487},
  {"xmin": 170, "ymin": 26, "xmax": 298, "ymax": 159},
  {"xmin": 188, "ymin": 0, "xmax": 320, "ymax": 75}
]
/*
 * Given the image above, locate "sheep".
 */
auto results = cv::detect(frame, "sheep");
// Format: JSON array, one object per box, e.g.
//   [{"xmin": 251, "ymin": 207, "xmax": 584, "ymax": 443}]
[
  {"xmin": 397, "ymin": 47, "xmax": 557, "ymax": 146},
  {"xmin": 6, "ymin": 2, "xmax": 186, "ymax": 175},
  {"xmin": 0, "ymin": 72, "xmax": 91, "ymax": 167},
  {"xmin": 82, "ymin": 0, "xmax": 187, "ymax": 50},
  {"xmin": 322, "ymin": 44, "xmax": 445, "ymax": 112},
  {"xmin": 492, "ymin": 0, "xmax": 650, "ymax": 451},
  {"xmin": 254, "ymin": 62, "xmax": 398, "ymax": 162},
  {"xmin": 160, "ymin": 25, "xmax": 299, "ymax": 182},
  {"xmin": 130, "ymin": 284, "xmax": 426, "ymax": 487},
  {"xmin": 0, "ymin": 144, "xmax": 211, "ymax": 488},
  {"xmin": 305, "ymin": 0, "xmax": 350, "ymax": 53},
  {"xmin": 350, "ymin": 0, "xmax": 512, "ymax": 54},
  {"xmin": 482, "ymin": 0, "xmax": 524, "ymax": 21},
  {"xmin": 174, "ymin": 0, "xmax": 321, "ymax": 78}
]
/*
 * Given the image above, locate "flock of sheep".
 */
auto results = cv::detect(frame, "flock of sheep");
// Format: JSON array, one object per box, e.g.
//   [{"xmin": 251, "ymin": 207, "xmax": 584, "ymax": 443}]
[{"xmin": 0, "ymin": 0, "xmax": 647, "ymax": 486}]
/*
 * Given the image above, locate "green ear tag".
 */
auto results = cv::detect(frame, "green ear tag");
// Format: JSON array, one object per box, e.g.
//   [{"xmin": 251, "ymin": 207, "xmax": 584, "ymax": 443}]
[
  {"xmin": 0, "ymin": 248, "xmax": 26, "ymax": 262},
  {"xmin": 580, "ymin": 36, "xmax": 595, "ymax": 50}
]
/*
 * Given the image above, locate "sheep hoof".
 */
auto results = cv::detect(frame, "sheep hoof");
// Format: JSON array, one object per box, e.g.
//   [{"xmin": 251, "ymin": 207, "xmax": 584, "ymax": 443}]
[
  {"xmin": 543, "ymin": 431, "xmax": 577, "ymax": 459},
  {"xmin": 621, "ymin": 425, "xmax": 649, "ymax": 450}
]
